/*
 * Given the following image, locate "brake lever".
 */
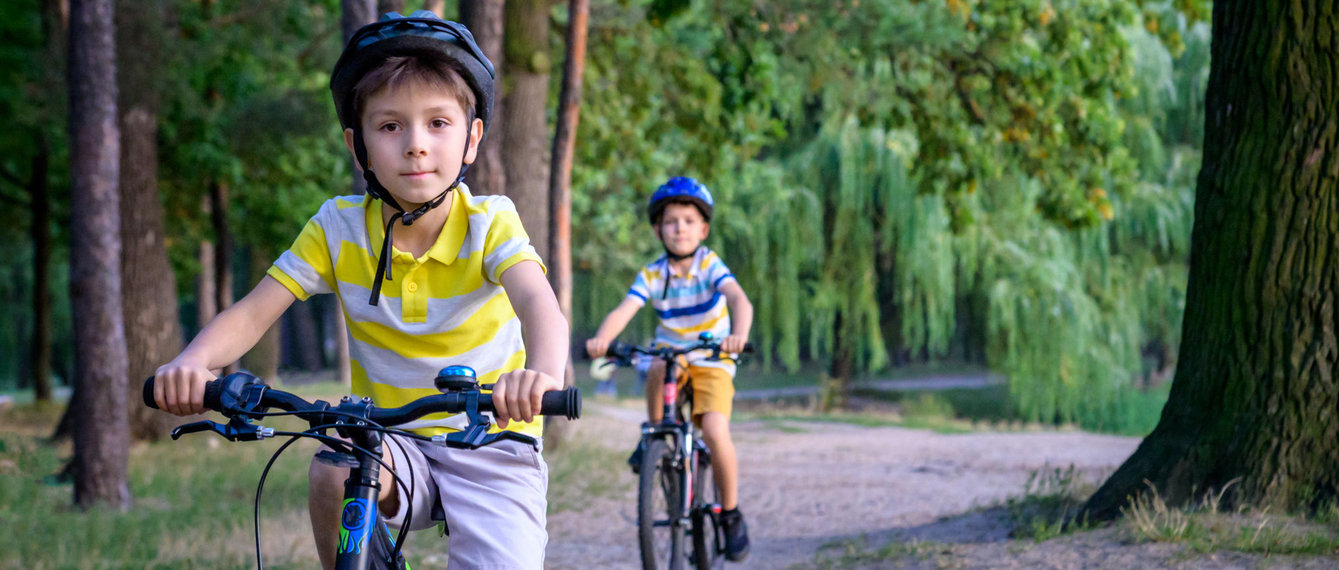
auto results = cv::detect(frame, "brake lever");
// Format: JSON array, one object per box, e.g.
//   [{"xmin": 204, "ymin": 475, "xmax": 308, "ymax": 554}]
[{"xmin": 170, "ymin": 417, "xmax": 274, "ymax": 442}]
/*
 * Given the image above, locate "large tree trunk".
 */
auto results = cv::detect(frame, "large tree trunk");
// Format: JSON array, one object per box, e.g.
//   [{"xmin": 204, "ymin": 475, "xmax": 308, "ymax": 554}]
[
  {"xmin": 68, "ymin": 0, "xmax": 131, "ymax": 510},
  {"xmin": 117, "ymin": 0, "xmax": 181, "ymax": 442},
  {"xmin": 502, "ymin": 0, "xmax": 551, "ymax": 253},
  {"xmin": 30, "ymin": 138, "xmax": 54, "ymax": 404},
  {"xmin": 459, "ymin": 0, "xmax": 506, "ymax": 196},
  {"xmin": 341, "ymin": 0, "xmax": 375, "ymax": 41},
  {"xmin": 543, "ymin": 0, "xmax": 587, "ymax": 451},
  {"xmin": 1081, "ymin": 0, "xmax": 1339, "ymax": 521}
]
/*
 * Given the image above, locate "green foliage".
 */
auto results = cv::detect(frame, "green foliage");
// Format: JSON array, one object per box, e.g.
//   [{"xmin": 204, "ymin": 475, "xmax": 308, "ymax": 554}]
[{"xmin": 571, "ymin": 0, "xmax": 1207, "ymax": 432}]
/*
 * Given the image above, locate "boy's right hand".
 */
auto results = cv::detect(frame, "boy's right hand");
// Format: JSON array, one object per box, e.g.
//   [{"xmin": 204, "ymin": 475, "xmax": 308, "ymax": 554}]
[
  {"xmin": 585, "ymin": 337, "xmax": 610, "ymax": 359},
  {"xmin": 152, "ymin": 361, "xmax": 216, "ymax": 416}
]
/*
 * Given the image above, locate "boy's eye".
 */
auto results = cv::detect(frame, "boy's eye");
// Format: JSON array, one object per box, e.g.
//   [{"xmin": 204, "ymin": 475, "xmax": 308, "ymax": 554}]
[
  {"xmin": 379, "ymin": 122, "xmax": 401, "ymax": 132},
  {"xmin": 430, "ymin": 119, "xmax": 449, "ymax": 128}
]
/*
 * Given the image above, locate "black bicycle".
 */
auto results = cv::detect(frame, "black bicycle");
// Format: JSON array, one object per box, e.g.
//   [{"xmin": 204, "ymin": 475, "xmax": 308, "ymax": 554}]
[
  {"xmin": 598, "ymin": 334, "xmax": 749, "ymax": 570},
  {"xmin": 143, "ymin": 366, "xmax": 580, "ymax": 570}
]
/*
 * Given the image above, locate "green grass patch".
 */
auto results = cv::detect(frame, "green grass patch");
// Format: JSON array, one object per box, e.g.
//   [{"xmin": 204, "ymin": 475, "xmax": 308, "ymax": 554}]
[
  {"xmin": 545, "ymin": 433, "xmax": 634, "ymax": 514},
  {"xmin": 1002, "ymin": 464, "xmax": 1096, "ymax": 541},
  {"xmin": 1121, "ymin": 483, "xmax": 1339, "ymax": 557},
  {"xmin": 805, "ymin": 535, "xmax": 950, "ymax": 568}
]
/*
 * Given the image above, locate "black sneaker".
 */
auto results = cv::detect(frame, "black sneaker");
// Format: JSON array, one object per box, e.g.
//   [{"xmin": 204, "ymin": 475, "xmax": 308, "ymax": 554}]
[
  {"xmin": 628, "ymin": 443, "xmax": 643, "ymax": 474},
  {"xmin": 720, "ymin": 508, "xmax": 750, "ymax": 562}
]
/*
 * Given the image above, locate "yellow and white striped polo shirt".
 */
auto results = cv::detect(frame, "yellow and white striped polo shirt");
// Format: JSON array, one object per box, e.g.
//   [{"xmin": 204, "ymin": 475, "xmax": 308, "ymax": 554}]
[{"xmin": 267, "ymin": 185, "xmax": 544, "ymax": 437}]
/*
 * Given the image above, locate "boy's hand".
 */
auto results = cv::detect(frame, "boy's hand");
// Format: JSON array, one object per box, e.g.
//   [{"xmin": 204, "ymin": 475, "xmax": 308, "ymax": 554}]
[
  {"xmin": 585, "ymin": 337, "xmax": 610, "ymax": 359},
  {"xmin": 153, "ymin": 360, "xmax": 216, "ymax": 416},
  {"xmin": 491, "ymin": 369, "xmax": 562, "ymax": 428},
  {"xmin": 721, "ymin": 334, "xmax": 749, "ymax": 354}
]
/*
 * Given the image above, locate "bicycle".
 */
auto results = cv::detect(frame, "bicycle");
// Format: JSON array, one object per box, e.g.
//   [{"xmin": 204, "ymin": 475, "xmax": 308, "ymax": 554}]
[
  {"xmin": 597, "ymin": 333, "xmax": 750, "ymax": 570},
  {"xmin": 142, "ymin": 366, "xmax": 581, "ymax": 570}
]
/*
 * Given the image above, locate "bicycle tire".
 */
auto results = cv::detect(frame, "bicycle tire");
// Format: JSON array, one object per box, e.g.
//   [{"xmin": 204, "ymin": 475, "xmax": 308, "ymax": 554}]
[
  {"xmin": 638, "ymin": 438, "xmax": 686, "ymax": 570},
  {"xmin": 690, "ymin": 446, "xmax": 723, "ymax": 570}
]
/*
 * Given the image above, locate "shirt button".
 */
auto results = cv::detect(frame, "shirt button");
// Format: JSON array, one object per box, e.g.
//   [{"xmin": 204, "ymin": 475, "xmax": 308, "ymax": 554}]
[{"xmin": 407, "ymin": 282, "xmax": 418, "ymax": 293}]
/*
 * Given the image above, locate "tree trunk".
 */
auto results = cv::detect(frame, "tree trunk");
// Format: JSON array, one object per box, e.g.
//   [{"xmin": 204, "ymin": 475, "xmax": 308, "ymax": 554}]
[
  {"xmin": 1081, "ymin": 0, "xmax": 1339, "ymax": 521},
  {"xmin": 208, "ymin": 181, "xmax": 237, "ymax": 375},
  {"xmin": 30, "ymin": 138, "xmax": 54, "ymax": 404},
  {"xmin": 68, "ymin": 0, "xmax": 131, "ymax": 510},
  {"xmin": 341, "ymin": 0, "xmax": 376, "ymax": 42},
  {"xmin": 459, "ymin": 0, "xmax": 506, "ymax": 196},
  {"xmin": 543, "ymin": 0, "xmax": 587, "ymax": 451},
  {"xmin": 502, "ymin": 0, "xmax": 551, "ymax": 254},
  {"xmin": 117, "ymin": 0, "xmax": 181, "ymax": 442},
  {"xmin": 377, "ymin": 0, "xmax": 403, "ymax": 14}
]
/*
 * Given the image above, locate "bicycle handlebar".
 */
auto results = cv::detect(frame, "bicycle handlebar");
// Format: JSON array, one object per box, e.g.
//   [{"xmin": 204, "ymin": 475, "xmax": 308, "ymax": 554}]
[
  {"xmin": 143, "ymin": 373, "xmax": 581, "ymax": 426},
  {"xmin": 600, "ymin": 338, "xmax": 754, "ymax": 363}
]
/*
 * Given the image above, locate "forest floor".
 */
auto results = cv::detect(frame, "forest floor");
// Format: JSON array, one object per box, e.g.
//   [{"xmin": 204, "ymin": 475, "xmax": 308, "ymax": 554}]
[{"xmin": 544, "ymin": 397, "xmax": 1339, "ymax": 569}]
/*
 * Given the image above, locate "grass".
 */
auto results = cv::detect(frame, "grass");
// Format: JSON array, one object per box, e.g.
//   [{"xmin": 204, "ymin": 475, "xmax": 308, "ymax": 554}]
[
  {"xmin": 1002, "ymin": 464, "xmax": 1096, "ymax": 541},
  {"xmin": 1121, "ymin": 482, "xmax": 1339, "ymax": 557},
  {"xmin": 805, "ymin": 536, "xmax": 950, "ymax": 569}
]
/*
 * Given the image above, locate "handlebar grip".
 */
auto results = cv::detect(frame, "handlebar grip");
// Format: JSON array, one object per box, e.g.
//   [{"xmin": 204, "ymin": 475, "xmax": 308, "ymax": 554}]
[
  {"xmin": 141, "ymin": 376, "xmax": 225, "ymax": 412},
  {"xmin": 539, "ymin": 387, "xmax": 581, "ymax": 420},
  {"xmin": 143, "ymin": 377, "xmax": 159, "ymax": 409}
]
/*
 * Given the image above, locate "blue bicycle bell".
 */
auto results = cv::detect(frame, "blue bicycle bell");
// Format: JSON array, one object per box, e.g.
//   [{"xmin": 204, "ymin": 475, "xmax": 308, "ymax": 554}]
[{"xmin": 435, "ymin": 365, "xmax": 480, "ymax": 393}]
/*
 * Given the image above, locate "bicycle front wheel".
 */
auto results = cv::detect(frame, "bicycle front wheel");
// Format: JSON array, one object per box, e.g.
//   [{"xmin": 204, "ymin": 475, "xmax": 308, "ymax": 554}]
[
  {"xmin": 638, "ymin": 437, "xmax": 686, "ymax": 570},
  {"xmin": 690, "ymin": 446, "xmax": 723, "ymax": 570}
]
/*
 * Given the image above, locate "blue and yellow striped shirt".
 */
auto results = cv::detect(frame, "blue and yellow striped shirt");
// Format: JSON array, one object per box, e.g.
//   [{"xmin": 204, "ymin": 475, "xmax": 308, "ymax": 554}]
[{"xmin": 627, "ymin": 247, "xmax": 737, "ymax": 355}]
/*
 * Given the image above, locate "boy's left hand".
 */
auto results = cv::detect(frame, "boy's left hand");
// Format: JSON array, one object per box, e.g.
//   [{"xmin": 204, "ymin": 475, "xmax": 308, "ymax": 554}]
[
  {"xmin": 721, "ymin": 334, "xmax": 749, "ymax": 354},
  {"xmin": 491, "ymin": 369, "xmax": 562, "ymax": 428}
]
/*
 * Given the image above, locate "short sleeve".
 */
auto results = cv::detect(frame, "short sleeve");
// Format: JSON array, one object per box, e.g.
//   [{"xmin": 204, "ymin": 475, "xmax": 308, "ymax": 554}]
[
  {"xmin": 269, "ymin": 213, "xmax": 336, "ymax": 301},
  {"xmin": 627, "ymin": 271, "xmax": 650, "ymax": 306},
  {"xmin": 707, "ymin": 253, "xmax": 737, "ymax": 291},
  {"xmin": 482, "ymin": 199, "xmax": 545, "ymax": 284}
]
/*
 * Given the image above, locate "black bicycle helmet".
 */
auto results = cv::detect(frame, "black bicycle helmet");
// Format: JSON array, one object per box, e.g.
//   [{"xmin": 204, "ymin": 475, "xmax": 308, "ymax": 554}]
[
  {"xmin": 331, "ymin": 10, "xmax": 495, "ymax": 134},
  {"xmin": 330, "ymin": 11, "xmax": 497, "ymax": 307}
]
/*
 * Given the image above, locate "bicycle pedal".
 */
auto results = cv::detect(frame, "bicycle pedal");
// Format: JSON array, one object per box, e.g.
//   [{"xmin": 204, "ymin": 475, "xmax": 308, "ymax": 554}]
[{"xmin": 315, "ymin": 450, "xmax": 360, "ymax": 468}]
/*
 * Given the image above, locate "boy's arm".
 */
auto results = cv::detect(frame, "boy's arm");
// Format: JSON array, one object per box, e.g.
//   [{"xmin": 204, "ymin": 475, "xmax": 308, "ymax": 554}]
[
  {"xmin": 719, "ymin": 281, "xmax": 753, "ymax": 354},
  {"xmin": 154, "ymin": 276, "xmax": 297, "ymax": 416},
  {"xmin": 585, "ymin": 297, "xmax": 643, "ymax": 358},
  {"xmin": 494, "ymin": 260, "xmax": 568, "ymax": 427}
]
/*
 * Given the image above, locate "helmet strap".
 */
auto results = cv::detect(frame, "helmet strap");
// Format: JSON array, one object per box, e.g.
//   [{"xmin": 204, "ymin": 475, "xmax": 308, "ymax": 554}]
[
  {"xmin": 659, "ymin": 245, "xmax": 700, "ymax": 299},
  {"xmin": 353, "ymin": 125, "xmax": 475, "ymax": 306}
]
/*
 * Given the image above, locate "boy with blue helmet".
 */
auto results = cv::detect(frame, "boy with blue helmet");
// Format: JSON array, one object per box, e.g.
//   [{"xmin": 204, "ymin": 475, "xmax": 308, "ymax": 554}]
[
  {"xmin": 152, "ymin": 11, "xmax": 567, "ymax": 569},
  {"xmin": 586, "ymin": 175, "xmax": 756, "ymax": 562}
]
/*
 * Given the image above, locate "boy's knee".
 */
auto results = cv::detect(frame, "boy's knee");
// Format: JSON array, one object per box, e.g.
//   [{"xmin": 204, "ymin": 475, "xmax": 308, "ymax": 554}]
[
  {"xmin": 699, "ymin": 412, "xmax": 731, "ymax": 443},
  {"xmin": 308, "ymin": 456, "xmax": 347, "ymax": 497}
]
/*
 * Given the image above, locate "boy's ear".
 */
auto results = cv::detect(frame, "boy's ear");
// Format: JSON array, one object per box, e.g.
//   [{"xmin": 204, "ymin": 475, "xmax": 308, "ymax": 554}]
[
  {"xmin": 343, "ymin": 128, "xmax": 364, "ymax": 172},
  {"xmin": 463, "ymin": 118, "xmax": 484, "ymax": 165}
]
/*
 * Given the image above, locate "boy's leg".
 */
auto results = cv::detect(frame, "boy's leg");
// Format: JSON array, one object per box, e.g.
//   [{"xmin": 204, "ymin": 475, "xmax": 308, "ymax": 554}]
[
  {"xmin": 429, "ymin": 439, "xmax": 549, "ymax": 569},
  {"xmin": 645, "ymin": 359, "xmax": 668, "ymax": 423},
  {"xmin": 308, "ymin": 435, "xmax": 435, "ymax": 570},
  {"xmin": 689, "ymin": 363, "xmax": 750, "ymax": 561},
  {"xmin": 698, "ymin": 412, "xmax": 739, "ymax": 509}
]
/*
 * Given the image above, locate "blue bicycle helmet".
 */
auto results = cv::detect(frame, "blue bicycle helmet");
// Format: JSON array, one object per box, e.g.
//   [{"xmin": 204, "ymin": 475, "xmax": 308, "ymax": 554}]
[{"xmin": 647, "ymin": 176, "xmax": 714, "ymax": 224}]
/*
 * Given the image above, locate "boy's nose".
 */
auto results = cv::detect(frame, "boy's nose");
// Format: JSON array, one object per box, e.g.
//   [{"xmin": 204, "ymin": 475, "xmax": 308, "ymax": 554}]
[{"xmin": 405, "ymin": 144, "xmax": 427, "ymax": 158}]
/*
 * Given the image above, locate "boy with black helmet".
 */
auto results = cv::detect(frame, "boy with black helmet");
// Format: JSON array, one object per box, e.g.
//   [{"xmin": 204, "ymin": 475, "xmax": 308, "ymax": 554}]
[
  {"xmin": 586, "ymin": 176, "xmax": 756, "ymax": 562},
  {"xmin": 152, "ymin": 11, "xmax": 567, "ymax": 569}
]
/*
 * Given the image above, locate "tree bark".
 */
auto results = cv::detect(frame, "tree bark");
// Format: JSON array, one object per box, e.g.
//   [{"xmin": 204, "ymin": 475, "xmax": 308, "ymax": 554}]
[
  {"xmin": 377, "ymin": 0, "xmax": 404, "ymax": 15},
  {"xmin": 341, "ymin": 0, "xmax": 376, "ymax": 42},
  {"xmin": 502, "ymin": 0, "xmax": 551, "ymax": 256},
  {"xmin": 543, "ymin": 0, "xmax": 587, "ymax": 450},
  {"xmin": 68, "ymin": 0, "xmax": 131, "ymax": 510},
  {"xmin": 117, "ymin": 0, "xmax": 181, "ymax": 442},
  {"xmin": 1081, "ymin": 0, "xmax": 1339, "ymax": 521},
  {"xmin": 459, "ymin": 0, "xmax": 506, "ymax": 196},
  {"xmin": 30, "ymin": 138, "xmax": 54, "ymax": 404}
]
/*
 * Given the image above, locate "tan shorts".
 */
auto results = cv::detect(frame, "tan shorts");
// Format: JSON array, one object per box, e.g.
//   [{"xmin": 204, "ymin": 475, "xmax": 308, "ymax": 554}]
[
  {"xmin": 672, "ymin": 359, "xmax": 736, "ymax": 421},
  {"xmin": 377, "ymin": 435, "xmax": 549, "ymax": 569}
]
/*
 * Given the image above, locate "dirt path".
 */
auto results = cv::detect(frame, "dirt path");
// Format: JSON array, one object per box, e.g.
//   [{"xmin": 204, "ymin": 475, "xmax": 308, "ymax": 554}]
[{"xmin": 545, "ymin": 402, "xmax": 1152, "ymax": 568}]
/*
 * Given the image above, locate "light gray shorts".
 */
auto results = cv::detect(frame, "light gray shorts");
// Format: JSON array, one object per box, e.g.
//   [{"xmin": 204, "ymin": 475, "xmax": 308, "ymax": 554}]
[{"xmin": 379, "ymin": 434, "xmax": 549, "ymax": 569}]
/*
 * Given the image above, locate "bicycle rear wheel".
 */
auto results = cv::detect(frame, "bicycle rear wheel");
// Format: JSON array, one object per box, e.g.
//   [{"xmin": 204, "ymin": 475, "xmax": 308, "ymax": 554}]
[
  {"xmin": 638, "ymin": 437, "xmax": 686, "ymax": 570},
  {"xmin": 690, "ymin": 446, "xmax": 723, "ymax": 570}
]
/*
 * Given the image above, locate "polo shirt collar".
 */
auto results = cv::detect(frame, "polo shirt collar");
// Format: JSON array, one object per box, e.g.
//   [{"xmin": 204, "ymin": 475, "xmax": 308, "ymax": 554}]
[{"xmin": 364, "ymin": 184, "xmax": 472, "ymax": 266}]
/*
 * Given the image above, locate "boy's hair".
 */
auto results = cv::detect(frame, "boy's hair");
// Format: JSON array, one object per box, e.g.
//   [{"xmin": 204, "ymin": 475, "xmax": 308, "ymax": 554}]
[
  {"xmin": 652, "ymin": 197, "xmax": 711, "ymax": 226},
  {"xmin": 352, "ymin": 55, "xmax": 477, "ymax": 126}
]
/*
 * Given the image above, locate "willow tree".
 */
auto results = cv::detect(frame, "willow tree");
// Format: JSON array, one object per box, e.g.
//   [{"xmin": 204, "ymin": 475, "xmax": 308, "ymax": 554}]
[{"xmin": 1081, "ymin": 0, "xmax": 1339, "ymax": 519}]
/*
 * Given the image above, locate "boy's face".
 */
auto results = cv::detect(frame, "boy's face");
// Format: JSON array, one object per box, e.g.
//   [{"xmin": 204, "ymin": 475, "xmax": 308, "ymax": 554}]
[
  {"xmin": 655, "ymin": 203, "xmax": 710, "ymax": 257},
  {"xmin": 345, "ymin": 78, "xmax": 483, "ymax": 206}
]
